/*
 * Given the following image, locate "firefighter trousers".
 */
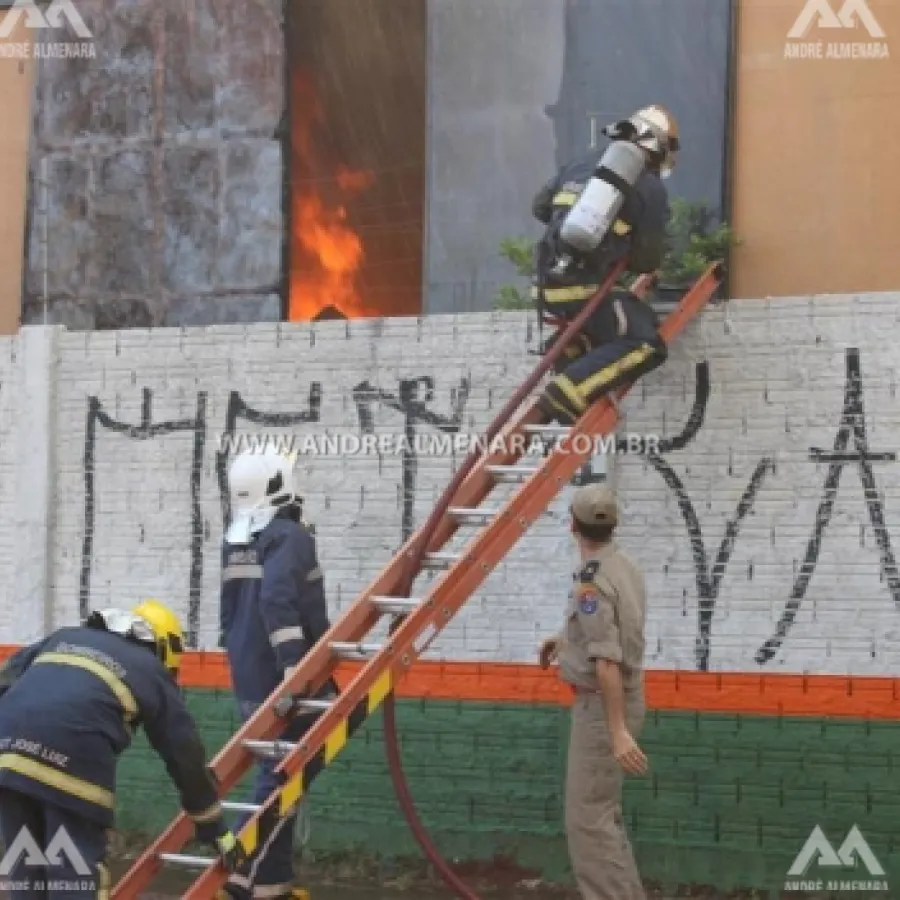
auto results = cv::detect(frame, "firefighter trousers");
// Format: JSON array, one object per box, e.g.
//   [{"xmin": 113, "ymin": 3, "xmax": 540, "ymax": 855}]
[
  {"xmin": 539, "ymin": 290, "xmax": 667, "ymax": 425},
  {"xmin": 224, "ymin": 695, "xmax": 329, "ymax": 900},
  {"xmin": 0, "ymin": 788, "xmax": 110, "ymax": 899},
  {"xmin": 565, "ymin": 694, "xmax": 646, "ymax": 900}
]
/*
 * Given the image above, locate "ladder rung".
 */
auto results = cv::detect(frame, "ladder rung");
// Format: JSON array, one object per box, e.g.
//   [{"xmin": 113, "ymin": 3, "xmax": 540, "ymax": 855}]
[
  {"xmin": 372, "ymin": 596, "xmax": 420, "ymax": 614},
  {"xmin": 222, "ymin": 801, "xmax": 261, "ymax": 813},
  {"xmin": 422, "ymin": 551, "xmax": 460, "ymax": 569},
  {"xmin": 523, "ymin": 424, "xmax": 572, "ymax": 436},
  {"xmin": 330, "ymin": 641, "xmax": 383, "ymax": 658},
  {"xmin": 292, "ymin": 698, "xmax": 334, "ymax": 712},
  {"xmin": 449, "ymin": 506, "xmax": 500, "ymax": 524},
  {"xmin": 159, "ymin": 852, "xmax": 217, "ymax": 868},
  {"xmin": 273, "ymin": 694, "xmax": 334, "ymax": 717},
  {"xmin": 243, "ymin": 739, "xmax": 298, "ymax": 757},
  {"xmin": 486, "ymin": 464, "xmax": 540, "ymax": 483}
]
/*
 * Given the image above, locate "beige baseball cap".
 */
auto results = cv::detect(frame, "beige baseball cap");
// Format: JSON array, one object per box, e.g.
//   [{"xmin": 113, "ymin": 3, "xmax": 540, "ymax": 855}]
[{"xmin": 570, "ymin": 483, "xmax": 619, "ymax": 527}]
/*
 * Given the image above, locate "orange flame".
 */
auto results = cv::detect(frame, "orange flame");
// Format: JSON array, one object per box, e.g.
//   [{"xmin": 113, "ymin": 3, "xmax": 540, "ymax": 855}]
[{"xmin": 289, "ymin": 74, "xmax": 376, "ymax": 321}]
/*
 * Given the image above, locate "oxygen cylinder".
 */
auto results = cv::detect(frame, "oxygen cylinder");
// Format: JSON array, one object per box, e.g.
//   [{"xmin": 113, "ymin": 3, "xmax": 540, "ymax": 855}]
[{"xmin": 559, "ymin": 141, "xmax": 646, "ymax": 255}]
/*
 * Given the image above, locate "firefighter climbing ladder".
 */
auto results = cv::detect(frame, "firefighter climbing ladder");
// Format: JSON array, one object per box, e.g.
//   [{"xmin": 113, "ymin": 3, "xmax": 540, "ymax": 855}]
[{"xmin": 112, "ymin": 261, "xmax": 723, "ymax": 899}]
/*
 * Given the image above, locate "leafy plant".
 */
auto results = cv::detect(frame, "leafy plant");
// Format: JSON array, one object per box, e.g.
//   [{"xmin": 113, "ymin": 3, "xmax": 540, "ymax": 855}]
[
  {"xmin": 492, "ymin": 237, "xmax": 535, "ymax": 310},
  {"xmin": 492, "ymin": 198, "xmax": 739, "ymax": 308},
  {"xmin": 658, "ymin": 198, "xmax": 739, "ymax": 286}
]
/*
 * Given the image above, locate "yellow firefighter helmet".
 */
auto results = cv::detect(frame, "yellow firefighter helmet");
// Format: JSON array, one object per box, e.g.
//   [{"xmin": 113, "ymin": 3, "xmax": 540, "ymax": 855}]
[{"xmin": 132, "ymin": 599, "xmax": 185, "ymax": 676}]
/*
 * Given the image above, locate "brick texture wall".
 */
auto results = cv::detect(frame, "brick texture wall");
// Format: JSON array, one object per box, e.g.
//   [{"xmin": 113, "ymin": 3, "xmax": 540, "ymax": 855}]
[
  {"xmin": 23, "ymin": 0, "xmax": 284, "ymax": 329},
  {"xmin": 0, "ymin": 293, "xmax": 898, "ymax": 677},
  {"xmin": 114, "ymin": 692, "xmax": 900, "ymax": 890}
]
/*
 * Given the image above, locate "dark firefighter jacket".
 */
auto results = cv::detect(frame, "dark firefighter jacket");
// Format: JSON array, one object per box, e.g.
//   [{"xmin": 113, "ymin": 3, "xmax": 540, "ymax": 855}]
[
  {"xmin": 0, "ymin": 625, "xmax": 223, "ymax": 830},
  {"xmin": 531, "ymin": 144, "xmax": 671, "ymax": 308},
  {"xmin": 220, "ymin": 514, "xmax": 332, "ymax": 704}
]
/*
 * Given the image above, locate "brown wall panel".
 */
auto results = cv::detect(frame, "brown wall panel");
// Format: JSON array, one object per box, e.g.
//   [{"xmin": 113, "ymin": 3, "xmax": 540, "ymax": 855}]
[
  {"xmin": 0, "ymin": 19, "xmax": 33, "ymax": 334},
  {"xmin": 731, "ymin": 0, "xmax": 900, "ymax": 299}
]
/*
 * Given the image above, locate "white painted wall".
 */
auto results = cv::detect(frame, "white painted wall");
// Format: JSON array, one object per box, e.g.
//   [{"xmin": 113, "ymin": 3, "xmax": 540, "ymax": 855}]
[{"xmin": 2, "ymin": 295, "xmax": 898, "ymax": 676}]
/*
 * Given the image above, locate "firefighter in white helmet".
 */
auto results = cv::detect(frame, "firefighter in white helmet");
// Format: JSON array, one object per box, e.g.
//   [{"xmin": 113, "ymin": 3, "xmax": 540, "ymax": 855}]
[
  {"xmin": 219, "ymin": 447, "xmax": 334, "ymax": 900},
  {"xmin": 532, "ymin": 104, "xmax": 679, "ymax": 425}
]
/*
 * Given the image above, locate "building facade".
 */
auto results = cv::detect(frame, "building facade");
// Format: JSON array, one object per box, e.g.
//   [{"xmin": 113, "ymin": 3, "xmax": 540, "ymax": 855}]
[{"xmin": 0, "ymin": 0, "xmax": 897, "ymax": 892}]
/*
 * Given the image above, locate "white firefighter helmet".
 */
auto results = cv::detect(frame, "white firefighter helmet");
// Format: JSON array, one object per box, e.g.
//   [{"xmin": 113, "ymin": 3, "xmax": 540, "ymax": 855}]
[
  {"xmin": 602, "ymin": 104, "xmax": 680, "ymax": 178},
  {"xmin": 226, "ymin": 447, "xmax": 299, "ymax": 544},
  {"xmin": 627, "ymin": 104, "xmax": 679, "ymax": 178}
]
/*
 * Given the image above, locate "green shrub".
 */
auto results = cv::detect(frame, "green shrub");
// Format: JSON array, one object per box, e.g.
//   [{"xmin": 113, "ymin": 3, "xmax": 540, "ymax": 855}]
[{"xmin": 492, "ymin": 199, "xmax": 740, "ymax": 309}]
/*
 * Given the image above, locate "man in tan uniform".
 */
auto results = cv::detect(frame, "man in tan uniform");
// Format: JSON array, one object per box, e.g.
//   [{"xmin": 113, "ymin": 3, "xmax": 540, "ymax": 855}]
[{"xmin": 539, "ymin": 482, "xmax": 648, "ymax": 900}]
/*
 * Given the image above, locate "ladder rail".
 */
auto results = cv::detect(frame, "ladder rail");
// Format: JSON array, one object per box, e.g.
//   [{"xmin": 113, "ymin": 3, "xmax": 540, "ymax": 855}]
[
  {"xmin": 269, "ymin": 265, "xmax": 720, "ymax": 785},
  {"xmin": 272, "ymin": 266, "xmax": 721, "ymax": 786},
  {"xmin": 199, "ymin": 399, "xmax": 549, "ymax": 777},
  {"xmin": 112, "ymin": 263, "xmax": 718, "ymax": 899},
  {"xmin": 111, "ymin": 396, "xmax": 554, "ymax": 899},
  {"xmin": 111, "ymin": 318, "xmax": 586, "ymax": 899},
  {"xmin": 451, "ymin": 272, "xmax": 656, "ymax": 504},
  {"xmin": 406, "ymin": 260, "xmax": 633, "ymax": 567},
  {"xmin": 175, "ymin": 263, "xmax": 722, "ymax": 899},
  {"xmin": 177, "ymin": 407, "xmax": 615, "ymax": 899}
]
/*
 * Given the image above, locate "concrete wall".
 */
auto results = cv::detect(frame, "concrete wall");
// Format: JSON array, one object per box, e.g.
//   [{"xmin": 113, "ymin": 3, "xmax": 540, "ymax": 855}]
[
  {"xmin": 18, "ymin": 0, "xmax": 900, "ymax": 333},
  {"xmin": 423, "ymin": 0, "xmax": 566, "ymax": 314},
  {"xmin": 22, "ymin": 0, "xmax": 732, "ymax": 328},
  {"xmin": 22, "ymin": 0, "xmax": 284, "ymax": 329},
  {"xmin": 1, "ymin": 294, "xmax": 899, "ymax": 676}
]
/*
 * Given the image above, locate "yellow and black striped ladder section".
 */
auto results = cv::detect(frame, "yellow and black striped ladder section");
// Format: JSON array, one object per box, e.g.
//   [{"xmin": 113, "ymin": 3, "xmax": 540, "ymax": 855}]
[{"xmin": 236, "ymin": 669, "xmax": 393, "ymax": 857}]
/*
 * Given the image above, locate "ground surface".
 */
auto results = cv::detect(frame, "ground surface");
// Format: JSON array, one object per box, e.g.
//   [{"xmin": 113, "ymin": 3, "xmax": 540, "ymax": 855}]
[
  {"xmin": 105, "ymin": 866, "xmax": 802, "ymax": 899},
  {"xmin": 0, "ymin": 853, "xmax": 826, "ymax": 898}
]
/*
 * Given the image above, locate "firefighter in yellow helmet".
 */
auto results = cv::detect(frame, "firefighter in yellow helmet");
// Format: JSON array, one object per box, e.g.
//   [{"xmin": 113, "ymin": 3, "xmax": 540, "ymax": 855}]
[
  {"xmin": 532, "ymin": 104, "xmax": 679, "ymax": 425},
  {"xmin": 0, "ymin": 599, "xmax": 247, "ymax": 899}
]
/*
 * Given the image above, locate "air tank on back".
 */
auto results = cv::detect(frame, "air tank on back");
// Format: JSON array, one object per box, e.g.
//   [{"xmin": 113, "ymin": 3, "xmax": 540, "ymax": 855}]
[{"xmin": 559, "ymin": 141, "xmax": 646, "ymax": 254}]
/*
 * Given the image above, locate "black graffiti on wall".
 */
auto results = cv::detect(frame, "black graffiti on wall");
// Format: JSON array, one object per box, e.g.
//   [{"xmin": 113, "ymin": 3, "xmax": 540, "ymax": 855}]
[
  {"xmin": 755, "ymin": 348, "xmax": 900, "ymax": 665},
  {"xmin": 631, "ymin": 363, "xmax": 775, "ymax": 671},
  {"xmin": 80, "ymin": 389, "xmax": 207, "ymax": 645},
  {"xmin": 80, "ymin": 384, "xmax": 322, "ymax": 648},
  {"xmin": 77, "ymin": 350, "xmax": 898, "ymax": 665},
  {"xmin": 352, "ymin": 376, "xmax": 471, "ymax": 540},
  {"xmin": 214, "ymin": 385, "xmax": 322, "ymax": 527}
]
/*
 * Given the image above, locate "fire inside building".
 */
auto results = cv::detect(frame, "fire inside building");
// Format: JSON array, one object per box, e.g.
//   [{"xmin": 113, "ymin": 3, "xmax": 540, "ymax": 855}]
[{"xmin": 287, "ymin": 0, "xmax": 428, "ymax": 322}]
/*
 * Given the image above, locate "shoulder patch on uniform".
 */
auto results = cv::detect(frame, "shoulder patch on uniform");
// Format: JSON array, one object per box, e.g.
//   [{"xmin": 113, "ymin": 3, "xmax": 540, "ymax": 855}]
[
  {"xmin": 577, "ymin": 589, "xmax": 600, "ymax": 615},
  {"xmin": 574, "ymin": 570, "xmax": 601, "ymax": 613}
]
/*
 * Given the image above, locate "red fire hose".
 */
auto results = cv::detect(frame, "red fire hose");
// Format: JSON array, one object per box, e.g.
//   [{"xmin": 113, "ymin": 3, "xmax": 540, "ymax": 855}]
[{"xmin": 381, "ymin": 262, "xmax": 629, "ymax": 899}]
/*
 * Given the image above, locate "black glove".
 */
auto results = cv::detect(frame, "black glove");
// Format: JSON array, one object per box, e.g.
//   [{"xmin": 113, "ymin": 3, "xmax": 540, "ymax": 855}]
[{"xmin": 196, "ymin": 820, "xmax": 248, "ymax": 872}]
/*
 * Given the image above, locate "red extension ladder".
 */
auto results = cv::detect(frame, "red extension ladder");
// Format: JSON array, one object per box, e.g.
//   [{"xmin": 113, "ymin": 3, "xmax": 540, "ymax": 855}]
[{"xmin": 112, "ymin": 261, "xmax": 723, "ymax": 898}]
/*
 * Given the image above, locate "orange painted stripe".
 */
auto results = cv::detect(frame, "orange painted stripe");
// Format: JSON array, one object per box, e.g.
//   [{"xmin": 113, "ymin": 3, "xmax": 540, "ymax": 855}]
[{"xmin": 1, "ymin": 646, "xmax": 897, "ymax": 720}]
